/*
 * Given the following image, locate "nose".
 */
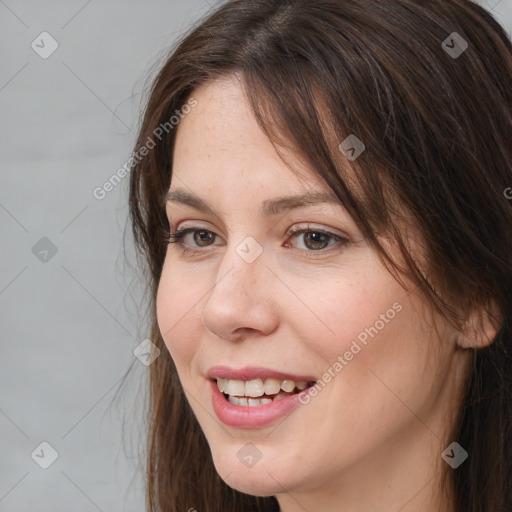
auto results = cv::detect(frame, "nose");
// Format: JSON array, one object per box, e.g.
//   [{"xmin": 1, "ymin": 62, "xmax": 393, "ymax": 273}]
[{"xmin": 201, "ymin": 241, "xmax": 279, "ymax": 342}]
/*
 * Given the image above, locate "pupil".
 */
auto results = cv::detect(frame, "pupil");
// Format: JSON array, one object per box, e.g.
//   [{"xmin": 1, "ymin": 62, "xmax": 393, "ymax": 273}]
[
  {"xmin": 305, "ymin": 232, "xmax": 328, "ymax": 250},
  {"xmin": 194, "ymin": 230, "xmax": 214, "ymax": 246}
]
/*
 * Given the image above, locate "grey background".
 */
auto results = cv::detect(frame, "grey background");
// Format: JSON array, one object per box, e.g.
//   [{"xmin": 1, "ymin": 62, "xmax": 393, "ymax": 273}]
[{"xmin": 1, "ymin": 1, "xmax": 511, "ymax": 511}]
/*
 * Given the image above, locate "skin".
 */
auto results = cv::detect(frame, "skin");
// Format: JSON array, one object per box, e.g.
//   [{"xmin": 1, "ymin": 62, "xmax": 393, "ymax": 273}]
[{"xmin": 155, "ymin": 74, "xmax": 480, "ymax": 512}]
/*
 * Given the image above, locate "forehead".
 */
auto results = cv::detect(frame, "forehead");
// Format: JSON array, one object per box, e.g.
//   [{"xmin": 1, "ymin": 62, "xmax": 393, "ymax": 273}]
[
  {"xmin": 175, "ymin": 76, "xmax": 260, "ymax": 149},
  {"xmin": 171, "ymin": 76, "xmax": 323, "ymax": 192}
]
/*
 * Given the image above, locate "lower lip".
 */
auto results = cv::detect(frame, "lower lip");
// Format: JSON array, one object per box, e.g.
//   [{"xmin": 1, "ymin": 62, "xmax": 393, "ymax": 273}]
[{"xmin": 210, "ymin": 379, "xmax": 312, "ymax": 428}]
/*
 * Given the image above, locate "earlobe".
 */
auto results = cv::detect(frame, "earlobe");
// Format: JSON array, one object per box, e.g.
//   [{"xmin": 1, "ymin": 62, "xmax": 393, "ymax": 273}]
[{"xmin": 456, "ymin": 301, "xmax": 502, "ymax": 349}]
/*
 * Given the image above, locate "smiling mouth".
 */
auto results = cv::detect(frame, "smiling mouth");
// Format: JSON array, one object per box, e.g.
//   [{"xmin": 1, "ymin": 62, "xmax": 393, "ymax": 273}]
[{"xmin": 216, "ymin": 378, "xmax": 316, "ymax": 407}]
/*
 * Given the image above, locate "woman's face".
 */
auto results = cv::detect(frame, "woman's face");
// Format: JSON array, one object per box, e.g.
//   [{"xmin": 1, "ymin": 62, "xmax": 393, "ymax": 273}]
[{"xmin": 156, "ymin": 75, "xmax": 469, "ymax": 509}]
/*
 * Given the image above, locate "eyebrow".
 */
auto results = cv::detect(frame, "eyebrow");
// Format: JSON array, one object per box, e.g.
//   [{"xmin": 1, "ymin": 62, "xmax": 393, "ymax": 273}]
[{"xmin": 164, "ymin": 188, "xmax": 342, "ymax": 217}]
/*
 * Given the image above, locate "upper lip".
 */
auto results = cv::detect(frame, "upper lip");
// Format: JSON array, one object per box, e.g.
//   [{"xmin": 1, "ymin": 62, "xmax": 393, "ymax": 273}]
[{"xmin": 207, "ymin": 365, "xmax": 317, "ymax": 383}]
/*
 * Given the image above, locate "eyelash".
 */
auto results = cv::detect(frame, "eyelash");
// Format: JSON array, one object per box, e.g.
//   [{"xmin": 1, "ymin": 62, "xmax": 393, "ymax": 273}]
[{"xmin": 165, "ymin": 224, "xmax": 349, "ymax": 258}]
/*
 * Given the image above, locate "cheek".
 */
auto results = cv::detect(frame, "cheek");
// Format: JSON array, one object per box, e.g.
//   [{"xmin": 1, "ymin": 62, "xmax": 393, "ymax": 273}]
[
  {"xmin": 155, "ymin": 263, "xmax": 205, "ymax": 365},
  {"xmin": 293, "ymin": 269, "xmax": 431, "ymax": 394},
  {"xmin": 290, "ymin": 267, "xmax": 403, "ymax": 355},
  {"xmin": 317, "ymin": 288, "xmax": 436, "ymax": 427}
]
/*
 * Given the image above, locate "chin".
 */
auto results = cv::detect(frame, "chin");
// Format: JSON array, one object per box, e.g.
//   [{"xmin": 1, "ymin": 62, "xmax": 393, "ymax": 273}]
[
  {"xmin": 211, "ymin": 448, "xmax": 296, "ymax": 497},
  {"xmin": 220, "ymin": 471, "xmax": 283, "ymax": 498}
]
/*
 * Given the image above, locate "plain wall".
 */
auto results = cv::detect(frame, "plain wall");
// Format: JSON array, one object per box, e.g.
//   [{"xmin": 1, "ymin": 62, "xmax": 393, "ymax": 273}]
[{"xmin": 1, "ymin": 1, "xmax": 511, "ymax": 511}]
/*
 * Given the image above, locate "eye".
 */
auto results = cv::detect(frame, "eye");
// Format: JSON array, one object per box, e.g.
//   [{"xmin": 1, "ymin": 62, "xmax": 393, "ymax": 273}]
[
  {"xmin": 166, "ymin": 224, "xmax": 349, "ymax": 256},
  {"xmin": 167, "ymin": 227, "xmax": 220, "ymax": 248},
  {"xmin": 284, "ymin": 225, "xmax": 348, "ymax": 253}
]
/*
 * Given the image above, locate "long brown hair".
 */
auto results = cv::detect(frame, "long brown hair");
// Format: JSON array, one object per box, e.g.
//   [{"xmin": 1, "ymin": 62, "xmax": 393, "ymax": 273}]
[{"xmin": 126, "ymin": 1, "xmax": 512, "ymax": 510}]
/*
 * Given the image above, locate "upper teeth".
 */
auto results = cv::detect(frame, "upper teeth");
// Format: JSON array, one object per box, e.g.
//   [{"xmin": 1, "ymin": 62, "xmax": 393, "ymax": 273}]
[{"xmin": 217, "ymin": 378, "xmax": 309, "ymax": 397}]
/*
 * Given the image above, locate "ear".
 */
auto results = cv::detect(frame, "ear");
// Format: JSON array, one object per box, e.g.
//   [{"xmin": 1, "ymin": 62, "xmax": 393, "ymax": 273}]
[{"xmin": 456, "ymin": 300, "xmax": 502, "ymax": 349}]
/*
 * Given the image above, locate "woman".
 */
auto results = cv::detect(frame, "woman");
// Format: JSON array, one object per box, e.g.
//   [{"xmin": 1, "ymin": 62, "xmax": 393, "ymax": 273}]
[{"xmin": 128, "ymin": 0, "xmax": 512, "ymax": 510}]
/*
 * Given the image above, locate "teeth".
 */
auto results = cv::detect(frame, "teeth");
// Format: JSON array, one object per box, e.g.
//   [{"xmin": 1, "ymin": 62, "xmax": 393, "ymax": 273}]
[
  {"xmin": 281, "ymin": 379, "xmax": 295, "ymax": 392},
  {"xmin": 217, "ymin": 378, "xmax": 228, "ymax": 393},
  {"xmin": 245, "ymin": 378, "xmax": 264, "ymax": 397},
  {"xmin": 217, "ymin": 377, "xmax": 310, "ymax": 398},
  {"xmin": 249, "ymin": 398, "xmax": 272, "ymax": 406},
  {"xmin": 264, "ymin": 378, "xmax": 282, "ymax": 395},
  {"xmin": 228, "ymin": 396, "xmax": 273, "ymax": 407},
  {"xmin": 224, "ymin": 379, "xmax": 245, "ymax": 396}
]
